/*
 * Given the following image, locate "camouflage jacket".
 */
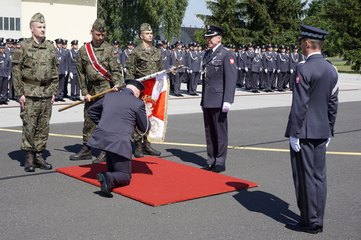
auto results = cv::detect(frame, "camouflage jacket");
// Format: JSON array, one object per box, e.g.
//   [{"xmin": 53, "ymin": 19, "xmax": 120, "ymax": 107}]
[
  {"xmin": 77, "ymin": 41, "xmax": 122, "ymax": 96},
  {"xmin": 12, "ymin": 38, "xmax": 59, "ymax": 97},
  {"xmin": 126, "ymin": 44, "xmax": 162, "ymax": 79}
]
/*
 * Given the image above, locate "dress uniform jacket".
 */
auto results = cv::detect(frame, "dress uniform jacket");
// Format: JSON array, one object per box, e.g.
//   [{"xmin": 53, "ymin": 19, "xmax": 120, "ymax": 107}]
[
  {"xmin": 161, "ymin": 48, "xmax": 171, "ymax": 70},
  {"xmin": 171, "ymin": 50, "xmax": 186, "ymax": 73},
  {"xmin": 87, "ymin": 88, "xmax": 149, "ymax": 160},
  {"xmin": 201, "ymin": 45, "xmax": 237, "ymax": 108},
  {"xmin": 285, "ymin": 54, "xmax": 338, "ymax": 139}
]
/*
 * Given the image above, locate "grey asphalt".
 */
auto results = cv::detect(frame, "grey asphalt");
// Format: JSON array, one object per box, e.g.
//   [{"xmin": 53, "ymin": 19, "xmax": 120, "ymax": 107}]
[{"xmin": 0, "ymin": 73, "xmax": 360, "ymax": 240}]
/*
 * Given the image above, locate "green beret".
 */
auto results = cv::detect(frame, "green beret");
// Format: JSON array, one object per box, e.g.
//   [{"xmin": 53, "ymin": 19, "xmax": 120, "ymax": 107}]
[
  {"xmin": 30, "ymin": 13, "xmax": 45, "ymax": 24},
  {"xmin": 140, "ymin": 23, "xmax": 152, "ymax": 32},
  {"xmin": 92, "ymin": 18, "xmax": 106, "ymax": 32}
]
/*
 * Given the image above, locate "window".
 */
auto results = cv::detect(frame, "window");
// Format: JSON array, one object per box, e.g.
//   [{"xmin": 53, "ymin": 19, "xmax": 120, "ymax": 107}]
[
  {"xmin": 0, "ymin": 17, "xmax": 3, "ymax": 30},
  {"xmin": 4, "ymin": 17, "xmax": 9, "ymax": 30},
  {"xmin": 16, "ymin": 18, "xmax": 20, "ymax": 31},
  {"xmin": 10, "ymin": 17, "xmax": 14, "ymax": 30}
]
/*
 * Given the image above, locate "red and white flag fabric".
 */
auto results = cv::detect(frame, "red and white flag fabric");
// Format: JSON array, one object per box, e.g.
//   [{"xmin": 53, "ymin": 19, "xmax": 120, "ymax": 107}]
[{"xmin": 141, "ymin": 73, "xmax": 169, "ymax": 143}]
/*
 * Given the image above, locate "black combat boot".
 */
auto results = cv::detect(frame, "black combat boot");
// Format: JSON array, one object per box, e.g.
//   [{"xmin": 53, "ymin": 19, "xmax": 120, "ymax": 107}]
[
  {"xmin": 70, "ymin": 144, "xmax": 92, "ymax": 160},
  {"xmin": 134, "ymin": 140, "xmax": 144, "ymax": 158},
  {"xmin": 34, "ymin": 151, "xmax": 52, "ymax": 170},
  {"xmin": 24, "ymin": 151, "xmax": 35, "ymax": 172},
  {"xmin": 143, "ymin": 140, "xmax": 161, "ymax": 156},
  {"xmin": 92, "ymin": 151, "xmax": 107, "ymax": 164}
]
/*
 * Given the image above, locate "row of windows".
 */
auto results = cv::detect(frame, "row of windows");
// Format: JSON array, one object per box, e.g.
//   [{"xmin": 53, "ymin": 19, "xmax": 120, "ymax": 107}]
[{"xmin": 0, "ymin": 17, "xmax": 21, "ymax": 31}]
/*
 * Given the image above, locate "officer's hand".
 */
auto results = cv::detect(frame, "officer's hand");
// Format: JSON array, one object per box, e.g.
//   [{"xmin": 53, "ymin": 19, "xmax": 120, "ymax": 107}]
[
  {"xmin": 290, "ymin": 69, "xmax": 294, "ymax": 74},
  {"xmin": 19, "ymin": 95, "xmax": 26, "ymax": 111},
  {"xmin": 245, "ymin": 67, "xmax": 248, "ymax": 72},
  {"xmin": 65, "ymin": 71, "xmax": 68, "ymax": 75},
  {"xmin": 273, "ymin": 69, "xmax": 276, "ymax": 73},
  {"xmin": 277, "ymin": 69, "xmax": 281, "ymax": 73},
  {"xmin": 222, "ymin": 102, "xmax": 231, "ymax": 113},
  {"xmin": 69, "ymin": 72, "xmax": 74, "ymax": 79},
  {"xmin": 123, "ymin": 68, "xmax": 127, "ymax": 73},
  {"xmin": 8, "ymin": 75, "xmax": 11, "ymax": 80},
  {"xmin": 84, "ymin": 94, "xmax": 92, "ymax": 102},
  {"xmin": 290, "ymin": 136, "xmax": 301, "ymax": 152},
  {"xmin": 51, "ymin": 95, "xmax": 56, "ymax": 104},
  {"xmin": 112, "ymin": 85, "xmax": 121, "ymax": 91},
  {"xmin": 264, "ymin": 69, "xmax": 268, "ymax": 73},
  {"xmin": 326, "ymin": 138, "xmax": 331, "ymax": 148}
]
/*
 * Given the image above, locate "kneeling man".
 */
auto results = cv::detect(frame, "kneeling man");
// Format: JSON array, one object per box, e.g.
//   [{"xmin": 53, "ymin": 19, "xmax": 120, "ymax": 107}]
[{"xmin": 87, "ymin": 79, "xmax": 149, "ymax": 196}]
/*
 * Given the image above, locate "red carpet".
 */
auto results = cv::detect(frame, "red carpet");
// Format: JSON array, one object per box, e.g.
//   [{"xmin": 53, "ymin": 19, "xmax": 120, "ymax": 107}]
[{"xmin": 56, "ymin": 156, "xmax": 258, "ymax": 206}]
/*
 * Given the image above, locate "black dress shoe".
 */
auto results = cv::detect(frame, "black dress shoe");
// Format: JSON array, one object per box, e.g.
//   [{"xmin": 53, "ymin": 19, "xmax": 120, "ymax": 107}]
[
  {"xmin": 96, "ymin": 172, "xmax": 112, "ymax": 197},
  {"xmin": 24, "ymin": 165, "xmax": 35, "ymax": 172},
  {"xmin": 176, "ymin": 94, "xmax": 184, "ymax": 97},
  {"xmin": 201, "ymin": 164, "xmax": 214, "ymax": 171},
  {"xmin": 212, "ymin": 165, "xmax": 225, "ymax": 173},
  {"xmin": 285, "ymin": 223, "xmax": 322, "ymax": 234}
]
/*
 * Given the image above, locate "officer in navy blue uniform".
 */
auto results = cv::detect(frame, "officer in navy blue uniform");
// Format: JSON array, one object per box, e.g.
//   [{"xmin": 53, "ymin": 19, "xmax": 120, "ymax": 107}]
[
  {"xmin": 0, "ymin": 42, "xmax": 11, "ymax": 104},
  {"xmin": 289, "ymin": 45, "xmax": 300, "ymax": 90},
  {"xmin": 88, "ymin": 79, "xmax": 149, "ymax": 197},
  {"xmin": 276, "ymin": 45, "xmax": 289, "ymax": 91},
  {"xmin": 55, "ymin": 38, "xmax": 67, "ymax": 101},
  {"xmin": 250, "ymin": 45, "xmax": 262, "ymax": 93},
  {"xmin": 186, "ymin": 42, "xmax": 201, "ymax": 95},
  {"xmin": 171, "ymin": 41, "xmax": 187, "ymax": 96},
  {"xmin": 69, "ymin": 40, "xmax": 80, "ymax": 100},
  {"xmin": 285, "ymin": 24, "xmax": 339, "ymax": 234},
  {"xmin": 161, "ymin": 40, "xmax": 171, "ymax": 70},
  {"xmin": 201, "ymin": 25, "xmax": 237, "ymax": 173},
  {"xmin": 262, "ymin": 44, "xmax": 275, "ymax": 92},
  {"xmin": 121, "ymin": 41, "xmax": 134, "ymax": 78},
  {"xmin": 236, "ymin": 45, "xmax": 246, "ymax": 88},
  {"xmin": 244, "ymin": 44, "xmax": 254, "ymax": 90}
]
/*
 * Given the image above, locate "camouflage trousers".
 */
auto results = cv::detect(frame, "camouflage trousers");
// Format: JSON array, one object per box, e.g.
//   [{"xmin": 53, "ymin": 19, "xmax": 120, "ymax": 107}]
[
  {"xmin": 20, "ymin": 97, "xmax": 52, "ymax": 152},
  {"xmin": 82, "ymin": 101, "xmax": 97, "ymax": 144}
]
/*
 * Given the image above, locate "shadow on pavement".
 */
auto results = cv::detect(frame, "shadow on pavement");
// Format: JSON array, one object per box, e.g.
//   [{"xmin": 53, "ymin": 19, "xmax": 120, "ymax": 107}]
[
  {"xmin": 228, "ymin": 184, "xmax": 299, "ymax": 225},
  {"xmin": 8, "ymin": 149, "xmax": 50, "ymax": 167},
  {"xmin": 165, "ymin": 148, "xmax": 207, "ymax": 167}
]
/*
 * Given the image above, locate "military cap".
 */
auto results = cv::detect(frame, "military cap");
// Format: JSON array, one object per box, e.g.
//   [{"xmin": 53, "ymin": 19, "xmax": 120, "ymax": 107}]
[
  {"xmin": 54, "ymin": 38, "xmax": 63, "ymax": 44},
  {"xmin": 127, "ymin": 40, "xmax": 134, "ymax": 45},
  {"xmin": 292, "ymin": 45, "xmax": 298, "ymax": 50},
  {"xmin": 92, "ymin": 18, "xmax": 106, "ymax": 32},
  {"xmin": 280, "ymin": 45, "xmax": 285, "ymax": 49},
  {"xmin": 71, "ymin": 40, "xmax": 78, "ymax": 45},
  {"xmin": 266, "ymin": 43, "xmax": 273, "ymax": 49},
  {"xmin": 6, "ymin": 38, "xmax": 15, "ymax": 44},
  {"xmin": 62, "ymin": 39, "xmax": 68, "ymax": 44},
  {"xmin": 140, "ymin": 23, "xmax": 152, "ymax": 32},
  {"xmin": 261, "ymin": 45, "xmax": 266, "ymax": 49},
  {"xmin": 204, "ymin": 25, "xmax": 224, "ymax": 37},
  {"xmin": 0, "ymin": 42, "xmax": 6, "ymax": 48},
  {"xmin": 175, "ymin": 40, "xmax": 182, "ymax": 46},
  {"xmin": 273, "ymin": 44, "xmax": 278, "ymax": 48},
  {"xmin": 112, "ymin": 40, "xmax": 119, "ymax": 45},
  {"xmin": 18, "ymin": 38, "xmax": 25, "ymax": 43},
  {"xmin": 30, "ymin": 12, "xmax": 45, "ymax": 24},
  {"xmin": 125, "ymin": 79, "xmax": 145, "ymax": 91},
  {"xmin": 299, "ymin": 24, "xmax": 328, "ymax": 40}
]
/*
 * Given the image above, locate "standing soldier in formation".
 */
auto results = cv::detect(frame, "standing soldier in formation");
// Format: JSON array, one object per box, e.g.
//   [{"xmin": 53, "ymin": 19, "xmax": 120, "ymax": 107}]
[
  {"xmin": 69, "ymin": 18, "xmax": 122, "ymax": 163},
  {"xmin": 0, "ymin": 42, "xmax": 11, "ymax": 105},
  {"xmin": 244, "ymin": 44, "xmax": 254, "ymax": 90},
  {"xmin": 250, "ymin": 46, "xmax": 262, "ymax": 93},
  {"xmin": 289, "ymin": 45, "xmax": 300, "ymax": 90},
  {"xmin": 126, "ymin": 23, "xmax": 162, "ymax": 158},
  {"xmin": 161, "ymin": 40, "xmax": 171, "ymax": 70},
  {"xmin": 236, "ymin": 45, "xmax": 246, "ymax": 88},
  {"xmin": 171, "ymin": 41, "xmax": 186, "ymax": 96},
  {"xmin": 55, "ymin": 38, "xmax": 66, "ymax": 101},
  {"xmin": 69, "ymin": 40, "xmax": 80, "ymax": 101},
  {"xmin": 62, "ymin": 39, "xmax": 70, "ymax": 98},
  {"xmin": 201, "ymin": 25, "xmax": 237, "ymax": 173},
  {"xmin": 262, "ymin": 44, "xmax": 275, "ymax": 92},
  {"xmin": 12, "ymin": 13, "xmax": 58, "ymax": 172},
  {"xmin": 276, "ymin": 45, "xmax": 289, "ymax": 91},
  {"xmin": 186, "ymin": 42, "xmax": 201, "ymax": 95},
  {"xmin": 121, "ymin": 41, "xmax": 134, "ymax": 78},
  {"xmin": 112, "ymin": 40, "xmax": 122, "ymax": 67},
  {"xmin": 5, "ymin": 38, "xmax": 15, "ymax": 101}
]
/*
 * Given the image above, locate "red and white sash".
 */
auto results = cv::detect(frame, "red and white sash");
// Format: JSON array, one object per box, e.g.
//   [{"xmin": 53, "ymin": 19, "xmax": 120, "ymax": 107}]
[{"xmin": 85, "ymin": 42, "xmax": 112, "ymax": 81}]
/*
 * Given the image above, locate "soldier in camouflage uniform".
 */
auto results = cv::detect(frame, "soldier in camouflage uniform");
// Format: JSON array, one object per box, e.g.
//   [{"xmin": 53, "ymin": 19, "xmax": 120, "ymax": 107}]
[
  {"xmin": 126, "ymin": 23, "xmax": 162, "ymax": 158},
  {"xmin": 69, "ymin": 18, "xmax": 123, "ymax": 163},
  {"xmin": 12, "ymin": 13, "xmax": 58, "ymax": 172}
]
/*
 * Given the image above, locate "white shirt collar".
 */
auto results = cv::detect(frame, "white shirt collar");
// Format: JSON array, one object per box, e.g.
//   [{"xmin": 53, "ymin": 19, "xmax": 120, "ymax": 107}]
[
  {"xmin": 306, "ymin": 51, "xmax": 322, "ymax": 60},
  {"xmin": 212, "ymin": 43, "xmax": 221, "ymax": 52}
]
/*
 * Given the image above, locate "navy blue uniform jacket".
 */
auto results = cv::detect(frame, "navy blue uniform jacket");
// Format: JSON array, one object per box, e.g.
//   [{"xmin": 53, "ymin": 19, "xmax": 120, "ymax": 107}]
[
  {"xmin": 285, "ymin": 54, "xmax": 338, "ymax": 139},
  {"xmin": 87, "ymin": 88, "xmax": 149, "ymax": 159}
]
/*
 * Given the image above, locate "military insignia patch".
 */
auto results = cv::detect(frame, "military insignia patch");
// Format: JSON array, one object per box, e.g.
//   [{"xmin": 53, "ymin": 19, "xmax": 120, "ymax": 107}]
[
  {"xmin": 295, "ymin": 74, "xmax": 301, "ymax": 84},
  {"xmin": 230, "ymin": 58, "xmax": 235, "ymax": 64}
]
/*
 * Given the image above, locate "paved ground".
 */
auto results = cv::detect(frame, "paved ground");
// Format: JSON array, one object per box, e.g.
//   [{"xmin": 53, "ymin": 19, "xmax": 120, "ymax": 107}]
[{"xmin": 0, "ymin": 73, "xmax": 360, "ymax": 240}]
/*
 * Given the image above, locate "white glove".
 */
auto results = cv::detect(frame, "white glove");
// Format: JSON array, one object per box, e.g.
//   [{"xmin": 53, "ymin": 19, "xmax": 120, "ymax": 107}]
[
  {"xmin": 69, "ymin": 72, "xmax": 74, "ymax": 79},
  {"xmin": 8, "ymin": 75, "xmax": 11, "ymax": 80},
  {"xmin": 123, "ymin": 68, "xmax": 127, "ymax": 73},
  {"xmin": 290, "ymin": 69, "xmax": 294, "ymax": 74},
  {"xmin": 326, "ymin": 138, "xmax": 331, "ymax": 148},
  {"xmin": 273, "ymin": 69, "xmax": 275, "ymax": 73},
  {"xmin": 277, "ymin": 69, "xmax": 280, "ymax": 73},
  {"xmin": 264, "ymin": 69, "xmax": 268, "ymax": 73},
  {"xmin": 290, "ymin": 136, "xmax": 301, "ymax": 152},
  {"xmin": 245, "ymin": 67, "xmax": 248, "ymax": 72},
  {"xmin": 222, "ymin": 102, "xmax": 231, "ymax": 113},
  {"xmin": 65, "ymin": 71, "xmax": 68, "ymax": 75}
]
